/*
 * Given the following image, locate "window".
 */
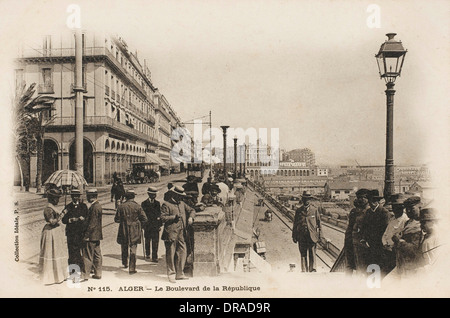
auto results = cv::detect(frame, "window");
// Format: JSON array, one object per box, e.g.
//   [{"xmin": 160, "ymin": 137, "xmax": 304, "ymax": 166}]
[
  {"xmin": 335, "ymin": 190, "xmax": 341, "ymax": 194},
  {"xmin": 15, "ymin": 69, "xmax": 24, "ymax": 91},
  {"xmin": 344, "ymin": 190, "xmax": 350, "ymax": 194},
  {"xmin": 43, "ymin": 68, "xmax": 52, "ymax": 86}
]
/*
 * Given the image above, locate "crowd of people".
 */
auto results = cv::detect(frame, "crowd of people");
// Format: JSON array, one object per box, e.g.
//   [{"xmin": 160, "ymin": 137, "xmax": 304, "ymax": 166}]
[
  {"xmin": 38, "ymin": 170, "xmax": 246, "ymax": 285},
  {"xmin": 344, "ymin": 189, "xmax": 440, "ymax": 279}
]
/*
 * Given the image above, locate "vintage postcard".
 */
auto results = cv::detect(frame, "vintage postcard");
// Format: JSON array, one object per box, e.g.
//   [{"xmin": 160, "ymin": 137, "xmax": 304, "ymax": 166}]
[{"xmin": 0, "ymin": 0, "xmax": 449, "ymax": 301}]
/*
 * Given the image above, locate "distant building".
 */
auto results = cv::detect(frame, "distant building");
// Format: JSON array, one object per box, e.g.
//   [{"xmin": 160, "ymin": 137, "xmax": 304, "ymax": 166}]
[
  {"xmin": 285, "ymin": 148, "xmax": 315, "ymax": 166},
  {"xmin": 408, "ymin": 181, "xmax": 435, "ymax": 200},
  {"xmin": 262, "ymin": 176, "xmax": 327, "ymax": 196},
  {"xmin": 324, "ymin": 181, "xmax": 383, "ymax": 200}
]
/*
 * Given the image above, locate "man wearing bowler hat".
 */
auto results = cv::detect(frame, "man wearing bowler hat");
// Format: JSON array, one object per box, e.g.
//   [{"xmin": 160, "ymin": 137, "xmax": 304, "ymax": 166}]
[
  {"xmin": 292, "ymin": 190, "xmax": 322, "ymax": 272},
  {"xmin": 161, "ymin": 185, "xmax": 196, "ymax": 283},
  {"xmin": 360, "ymin": 189, "xmax": 389, "ymax": 274},
  {"xmin": 115, "ymin": 189, "xmax": 148, "ymax": 274},
  {"xmin": 344, "ymin": 188, "xmax": 371, "ymax": 274},
  {"xmin": 82, "ymin": 189, "xmax": 103, "ymax": 280},
  {"xmin": 141, "ymin": 187, "xmax": 161, "ymax": 262},
  {"xmin": 61, "ymin": 189, "xmax": 88, "ymax": 271}
]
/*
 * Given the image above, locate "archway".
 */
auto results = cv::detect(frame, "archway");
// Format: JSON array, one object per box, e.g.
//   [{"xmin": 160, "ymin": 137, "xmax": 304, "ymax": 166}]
[
  {"xmin": 43, "ymin": 139, "xmax": 59, "ymax": 183},
  {"xmin": 69, "ymin": 138, "xmax": 94, "ymax": 183}
]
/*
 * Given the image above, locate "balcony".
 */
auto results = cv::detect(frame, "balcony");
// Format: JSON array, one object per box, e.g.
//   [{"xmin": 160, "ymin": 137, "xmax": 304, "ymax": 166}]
[
  {"xmin": 49, "ymin": 116, "xmax": 159, "ymax": 145},
  {"xmin": 37, "ymin": 83, "xmax": 54, "ymax": 94}
]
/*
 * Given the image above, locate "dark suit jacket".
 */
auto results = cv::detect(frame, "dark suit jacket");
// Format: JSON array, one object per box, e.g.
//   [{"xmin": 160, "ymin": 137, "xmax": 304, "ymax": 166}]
[
  {"xmin": 161, "ymin": 199, "xmax": 195, "ymax": 242},
  {"xmin": 83, "ymin": 201, "xmax": 103, "ymax": 241},
  {"xmin": 141, "ymin": 198, "xmax": 162, "ymax": 231},
  {"xmin": 292, "ymin": 204, "xmax": 322, "ymax": 243},
  {"xmin": 361, "ymin": 205, "xmax": 389, "ymax": 250},
  {"xmin": 115, "ymin": 199, "xmax": 148, "ymax": 245},
  {"xmin": 61, "ymin": 201, "xmax": 88, "ymax": 242}
]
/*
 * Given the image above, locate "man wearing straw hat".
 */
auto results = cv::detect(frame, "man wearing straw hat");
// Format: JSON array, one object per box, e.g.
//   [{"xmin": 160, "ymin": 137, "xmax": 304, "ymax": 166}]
[
  {"xmin": 161, "ymin": 186, "xmax": 196, "ymax": 283},
  {"xmin": 419, "ymin": 208, "xmax": 440, "ymax": 268}
]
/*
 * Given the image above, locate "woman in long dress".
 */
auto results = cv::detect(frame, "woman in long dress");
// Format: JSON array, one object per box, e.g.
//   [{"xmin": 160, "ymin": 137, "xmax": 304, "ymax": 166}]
[{"xmin": 39, "ymin": 188, "xmax": 68, "ymax": 285}]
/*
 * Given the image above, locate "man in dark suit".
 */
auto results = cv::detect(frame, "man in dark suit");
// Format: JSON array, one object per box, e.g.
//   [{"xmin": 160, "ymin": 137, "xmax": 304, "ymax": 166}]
[
  {"xmin": 361, "ymin": 189, "xmax": 390, "ymax": 275},
  {"xmin": 141, "ymin": 187, "xmax": 162, "ymax": 262},
  {"xmin": 344, "ymin": 188, "xmax": 371, "ymax": 274},
  {"xmin": 115, "ymin": 189, "xmax": 148, "ymax": 274},
  {"xmin": 161, "ymin": 186, "xmax": 196, "ymax": 283},
  {"xmin": 62, "ymin": 189, "xmax": 88, "ymax": 271},
  {"xmin": 82, "ymin": 189, "xmax": 103, "ymax": 280},
  {"xmin": 292, "ymin": 191, "xmax": 322, "ymax": 272}
]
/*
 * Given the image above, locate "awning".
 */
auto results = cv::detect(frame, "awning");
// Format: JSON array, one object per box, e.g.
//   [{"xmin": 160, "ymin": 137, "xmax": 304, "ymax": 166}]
[{"xmin": 145, "ymin": 153, "xmax": 169, "ymax": 168}]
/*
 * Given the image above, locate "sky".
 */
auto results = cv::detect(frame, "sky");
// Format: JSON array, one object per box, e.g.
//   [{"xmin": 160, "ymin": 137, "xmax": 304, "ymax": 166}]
[{"xmin": 0, "ymin": 0, "xmax": 448, "ymax": 167}]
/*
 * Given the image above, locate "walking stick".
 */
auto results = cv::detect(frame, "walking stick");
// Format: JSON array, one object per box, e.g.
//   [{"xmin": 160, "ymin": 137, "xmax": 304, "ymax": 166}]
[{"xmin": 141, "ymin": 227, "xmax": 145, "ymax": 258}]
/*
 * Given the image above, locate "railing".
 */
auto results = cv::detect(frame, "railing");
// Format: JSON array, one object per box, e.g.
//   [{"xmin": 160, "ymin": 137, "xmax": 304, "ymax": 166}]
[
  {"xmin": 37, "ymin": 83, "xmax": 54, "ymax": 94},
  {"xmin": 19, "ymin": 47, "xmax": 108, "ymax": 58},
  {"xmin": 50, "ymin": 116, "xmax": 159, "ymax": 144}
]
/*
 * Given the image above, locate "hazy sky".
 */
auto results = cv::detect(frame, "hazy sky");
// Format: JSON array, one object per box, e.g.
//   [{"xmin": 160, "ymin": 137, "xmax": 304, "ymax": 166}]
[{"xmin": 1, "ymin": 0, "xmax": 448, "ymax": 166}]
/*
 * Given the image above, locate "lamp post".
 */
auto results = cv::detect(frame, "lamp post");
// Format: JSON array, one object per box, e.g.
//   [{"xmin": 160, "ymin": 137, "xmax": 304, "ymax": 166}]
[
  {"xmin": 375, "ymin": 33, "xmax": 407, "ymax": 201},
  {"xmin": 220, "ymin": 126, "xmax": 229, "ymax": 176},
  {"xmin": 233, "ymin": 137, "xmax": 238, "ymax": 178}
]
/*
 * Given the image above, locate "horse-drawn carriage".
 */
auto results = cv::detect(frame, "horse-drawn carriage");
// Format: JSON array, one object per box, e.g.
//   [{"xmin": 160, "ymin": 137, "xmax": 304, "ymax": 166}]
[{"xmin": 126, "ymin": 163, "xmax": 159, "ymax": 184}]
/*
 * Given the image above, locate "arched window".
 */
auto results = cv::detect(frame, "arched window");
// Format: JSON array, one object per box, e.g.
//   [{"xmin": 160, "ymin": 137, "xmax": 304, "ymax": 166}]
[{"xmin": 105, "ymin": 139, "xmax": 110, "ymax": 150}]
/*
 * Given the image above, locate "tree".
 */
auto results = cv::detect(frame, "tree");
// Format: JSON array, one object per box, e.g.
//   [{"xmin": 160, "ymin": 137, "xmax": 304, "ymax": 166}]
[{"xmin": 14, "ymin": 83, "xmax": 55, "ymax": 192}]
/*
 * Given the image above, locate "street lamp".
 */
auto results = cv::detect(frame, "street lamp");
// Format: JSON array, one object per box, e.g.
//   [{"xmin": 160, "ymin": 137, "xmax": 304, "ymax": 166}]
[{"xmin": 375, "ymin": 33, "xmax": 407, "ymax": 201}]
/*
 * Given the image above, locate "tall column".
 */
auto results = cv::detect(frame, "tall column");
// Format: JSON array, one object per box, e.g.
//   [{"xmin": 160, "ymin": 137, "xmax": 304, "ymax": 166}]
[
  {"xmin": 233, "ymin": 137, "xmax": 237, "ymax": 178},
  {"xmin": 384, "ymin": 82, "xmax": 395, "ymax": 201},
  {"xmin": 220, "ymin": 126, "xmax": 229, "ymax": 176},
  {"xmin": 74, "ymin": 28, "xmax": 84, "ymax": 183}
]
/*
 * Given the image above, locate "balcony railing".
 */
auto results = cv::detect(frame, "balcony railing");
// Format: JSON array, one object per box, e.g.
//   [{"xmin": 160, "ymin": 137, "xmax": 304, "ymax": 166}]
[
  {"xmin": 38, "ymin": 83, "xmax": 54, "ymax": 94},
  {"xmin": 50, "ymin": 116, "xmax": 159, "ymax": 145}
]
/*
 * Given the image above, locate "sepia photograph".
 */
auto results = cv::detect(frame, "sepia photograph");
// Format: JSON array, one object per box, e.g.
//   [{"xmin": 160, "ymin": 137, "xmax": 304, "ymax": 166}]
[{"xmin": 0, "ymin": 0, "xmax": 449, "ymax": 301}]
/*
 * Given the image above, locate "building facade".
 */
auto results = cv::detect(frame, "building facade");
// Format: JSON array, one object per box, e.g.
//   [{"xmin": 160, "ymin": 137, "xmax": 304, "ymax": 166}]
[{"xmin": 15, "ymin": 31, "xmax": 181, "ymax": 186}]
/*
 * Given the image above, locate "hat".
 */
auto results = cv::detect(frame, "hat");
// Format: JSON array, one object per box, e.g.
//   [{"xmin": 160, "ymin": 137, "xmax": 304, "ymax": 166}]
[
  {"xmin": 367, "ymin": 189, "xmax": 383, "ymax": 201},
  {"xmin": 211, "ymin": 184, "xmax": 221, "ymax": 193},
  {"xmin": 147, "ymin": 186, "xmax": 158, "ymax": 194},
  {"xmin": 86, "ymin": 189, "xmax": 98, "ymax": 195},
  {"xmin": 70, "ymin": 189, "xmax": 81, "ymax": 196},
  {"xmin": 185, "ymin": 190, "xmax": 199, "ymax": 197},
  {"xmin": 390, "ymin": 193, "xmax": 407, "ymax": 206},
  {"xmin": 404, "ymin": 196, "xmax": 421, "ymax": 207},
  {"xmin": 125, "ymin": 189, "xmax": 136, "ymax": 199},
  {"xmin": 355, "ymin": 188, "xmax": 370, "ymax": 198},
  {"xmin": 420, "ymin": 208, "xmax": 439, "ymax": 221},
  {"xmin": 46, "ymin": 188, "xmax": 62, "ymax": 197},
  {"xmin": 171, "ymin": 185, "xmax": 186, "ymax": 196},
  {"xmin": 301, "ymin": 190, "xmax": 313, "ymax": 199}
]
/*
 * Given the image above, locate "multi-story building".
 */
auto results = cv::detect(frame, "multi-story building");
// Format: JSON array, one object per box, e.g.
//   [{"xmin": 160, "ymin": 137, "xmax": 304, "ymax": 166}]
[
  {"xmin": 284, "ymin": 148, "xmax": 315, "ymax": 166},
  {"xmin": 14, "ymin": 31, "xmax": 181, "ymax": 186}
]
